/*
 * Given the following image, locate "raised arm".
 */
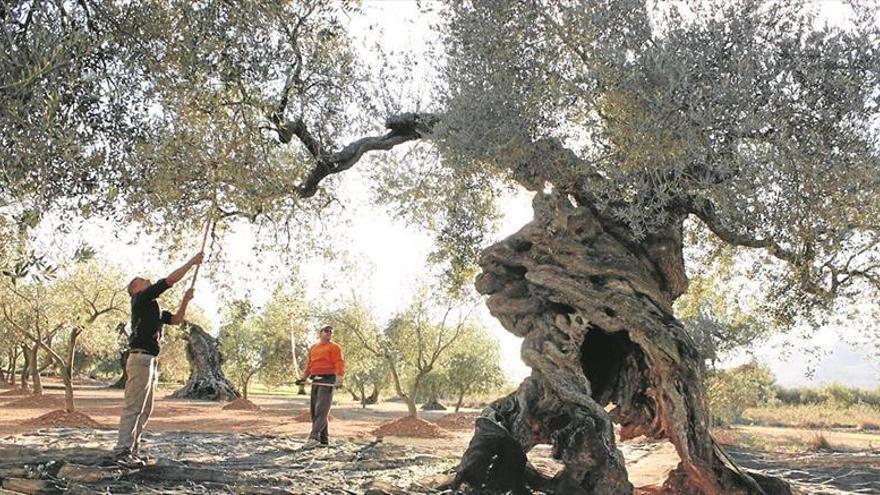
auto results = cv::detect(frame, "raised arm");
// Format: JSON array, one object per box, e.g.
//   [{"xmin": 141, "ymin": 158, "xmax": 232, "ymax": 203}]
[
  {"xmin": 166, "ymin": 252, "xmax": 204, "ymax": 286},
  {"xmin": 169, "ymin": 288, "xmax": 194, "ymax": 325}
]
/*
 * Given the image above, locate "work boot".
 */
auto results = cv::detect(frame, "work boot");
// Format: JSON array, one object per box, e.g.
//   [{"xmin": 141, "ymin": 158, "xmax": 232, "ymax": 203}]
[{"xmin": 302, "ymin": 438, "xmax": 321, "ymax": 449}]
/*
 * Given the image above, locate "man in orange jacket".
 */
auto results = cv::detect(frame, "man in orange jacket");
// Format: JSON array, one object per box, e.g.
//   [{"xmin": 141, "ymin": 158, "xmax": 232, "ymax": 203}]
[{"xmin": 297, "ymin": 324, "xmax": 345, "ymax": 446}]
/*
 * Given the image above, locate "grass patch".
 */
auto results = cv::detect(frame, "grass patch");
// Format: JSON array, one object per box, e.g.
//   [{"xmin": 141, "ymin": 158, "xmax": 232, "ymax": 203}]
[{"xmin": 742, "ymin": 404, "xmax": 880, "ymax": 431}]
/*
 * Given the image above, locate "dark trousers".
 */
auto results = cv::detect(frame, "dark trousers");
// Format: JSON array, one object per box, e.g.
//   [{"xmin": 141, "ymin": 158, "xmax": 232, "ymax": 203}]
[{"xmin": 309, "ymin": 375, "xmax": 335, "ymax": 443}]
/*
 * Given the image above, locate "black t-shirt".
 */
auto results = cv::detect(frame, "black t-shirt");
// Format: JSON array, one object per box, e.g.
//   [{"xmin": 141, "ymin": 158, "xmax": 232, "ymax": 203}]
[{"xmin": 129, "ymin": 278, "xmax": 173, "ymax": 356}]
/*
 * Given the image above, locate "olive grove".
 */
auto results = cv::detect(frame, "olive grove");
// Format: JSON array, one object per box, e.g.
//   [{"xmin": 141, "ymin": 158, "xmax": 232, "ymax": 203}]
[{"xmin": 3, "ymin": 1, "xmax": 879, "ymax": 493}]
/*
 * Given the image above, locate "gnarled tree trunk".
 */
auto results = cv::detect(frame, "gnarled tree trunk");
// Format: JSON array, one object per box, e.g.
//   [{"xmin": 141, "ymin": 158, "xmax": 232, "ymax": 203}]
[
  {"xmin": 455, "ymin": 191, "xmax": 786, "ymax": 495},
  {"xmin": 171, "ymin": 323, "xmax": 239, "ymax": 401}
]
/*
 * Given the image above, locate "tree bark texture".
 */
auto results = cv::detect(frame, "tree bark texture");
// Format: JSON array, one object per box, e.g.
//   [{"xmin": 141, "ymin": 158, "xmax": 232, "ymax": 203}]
[
  {"xmin": 8, "ymin": 345, "xmax": 19, "ymax": 385},
  {"xmin": 170, "ymin": 323, "xmax": 239, "ymax": 401},
  {"xmin": 27, "ymin": 345, "xmax": 41, "ymax": 396},
  {"xmin": 19, "ymin": 344, "xmax": 28, "ymax": 390},
  {"xmin": 456, "ymin": 191, "xmax": 786, "ymax": 495},
  {"xmin": 62, "ymin": 328, "xmax": 81, "ymax": 413}
]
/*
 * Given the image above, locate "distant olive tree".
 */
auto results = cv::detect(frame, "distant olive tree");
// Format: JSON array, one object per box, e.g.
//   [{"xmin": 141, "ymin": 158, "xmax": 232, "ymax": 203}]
[
  {"xmin": 220, "ymin": 300, "xmax": 294, "ymax": 400},
  {"xmin": 706, "ymin": 363, "xmax": 777, "ymax": 426},
  {"xmin": 444, "ymin": 328, "xmax": 506, "ymax": 413},
  {"xmin": 334, "ymin": 293, "xmax": 471, "ymax": 418}
]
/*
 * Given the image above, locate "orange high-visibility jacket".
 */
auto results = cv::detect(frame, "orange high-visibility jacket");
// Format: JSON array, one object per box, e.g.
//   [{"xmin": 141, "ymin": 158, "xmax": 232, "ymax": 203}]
[{"xmin": 303, "ymin": 341, "xmax": 345, "ymax": 376}]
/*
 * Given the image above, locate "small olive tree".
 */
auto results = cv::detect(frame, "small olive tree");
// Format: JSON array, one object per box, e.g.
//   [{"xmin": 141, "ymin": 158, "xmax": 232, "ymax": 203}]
[
  {"xmin": 334, "ymin": 293, "xmax": 471, "ymax": 418},
  {"xmin": 444, "ymin": 328, "xmax": 506, "ymax": 413},
  {"xmin": 220, "ymin": 301, "xmax": 290, "ymax": 400},
  {"xmin": 324, "ymin": 303, "xmax": 387, "ymax": 408}
]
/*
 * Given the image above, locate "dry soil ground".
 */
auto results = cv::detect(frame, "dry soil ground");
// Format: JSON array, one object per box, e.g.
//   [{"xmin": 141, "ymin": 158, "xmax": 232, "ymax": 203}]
[{"xmin": 0, "ymin": 382, "xmax": 878, "ymax": 494}]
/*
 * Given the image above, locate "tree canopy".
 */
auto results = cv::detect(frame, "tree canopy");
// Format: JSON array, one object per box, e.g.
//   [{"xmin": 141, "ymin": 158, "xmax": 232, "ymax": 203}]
[
  {"xmin": 4, "ymin": 0, "xmax": 878, "ymax": 320},
  {"xmin": 436, "ymin": 0, "xmax": 880, "ymax": 322}
]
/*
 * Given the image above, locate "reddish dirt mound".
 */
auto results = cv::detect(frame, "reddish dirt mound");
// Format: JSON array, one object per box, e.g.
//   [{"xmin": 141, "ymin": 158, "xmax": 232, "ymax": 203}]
[
  {"xmin": 22, "ymin": 410, "xmax": 102, "ymax": 428},
  {"xmin": 371, "ymin": 416, "xmax": 444, "ymax": 439},
  {"xmin": 222, "ymin": 398, "xmax": 261, "ymax": 411},
  {"xmin": 293, "ymin": 410, "xmax": 334, "ymax": 422},
  {"xmin": 3, "ymin": 395, "xmax": 64, "ymax": 409},
  {"xmin": 0, "ymin": 388, "xmax": 32, "ymax": 397},
  {"xmin": 435, "ymin": 412, "xmax": 479, "ymax": 430}
]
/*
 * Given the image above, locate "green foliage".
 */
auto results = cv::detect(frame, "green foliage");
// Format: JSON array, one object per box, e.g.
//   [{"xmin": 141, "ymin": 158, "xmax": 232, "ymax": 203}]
[
  {"xmin": 219, "ymin": 294, "xmax": 300, "ymax": 399},
  {"xmin": 675, "ymin": 248, "xmax": 769, "ymax": 364},
  {"xmin": 371, "ymin": 153, "xmax": 503, "ymax": 294},
  {"xmin": 326, "ymin": 301, "xmax": 387, "ymax": 405},
  {"xmin": 5, "ymin": 1, "xmax": 880, "ymax": 389},
  {"xmin": 49, "ymin": 260, "xmax": 128, "ymax": 355},
  {"xmin": 157, "ymin": 325, "xmax": 189, "ymax": 384},
  {"xmin": 706, "ymin": 362, "xmax": 777, "ymax": 426},
  {"xmin": 444, "ymin": 328, "xmax": 506, "ymax": 412},
  {"xmin": 2, "ymin": 1, "xmax": 368, "ymax": 230},
  {"xmin": 439, "ymin": 0, "xmax": 880, "ymax": 328},
  {"xmin": 416, "ymin": 370, "xmax": 449, "ymax": 402},
  {"xmin": 774, "ymin": 384, "xmax": 880, "ymax": 409},
  {"xmin": 214, "ymin": 284, "xmax": 308, "ymax": 395},
  {"xmin": 330, "ymin": 290, "xmax": 473, "ymax": 416}
]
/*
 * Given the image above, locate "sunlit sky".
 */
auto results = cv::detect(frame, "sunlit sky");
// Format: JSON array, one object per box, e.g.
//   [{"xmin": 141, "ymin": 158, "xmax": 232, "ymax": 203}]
[{"xmin": 32, "ymin": 0, "xmax": 879, "ymax": 388}]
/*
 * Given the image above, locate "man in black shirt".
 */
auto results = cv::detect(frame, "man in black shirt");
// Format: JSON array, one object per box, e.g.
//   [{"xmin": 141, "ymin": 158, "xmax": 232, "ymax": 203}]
[{"xmin": 113, "ymin": 252, "xmax": 203, "ymax": 466}]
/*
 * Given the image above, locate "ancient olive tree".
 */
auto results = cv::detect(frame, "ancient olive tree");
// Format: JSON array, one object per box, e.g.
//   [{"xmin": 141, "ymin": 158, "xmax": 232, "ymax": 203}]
[
  {"xmin": 437, "ymin": 2, "xmax": 880, "ymax": 494},
  {"xmin": 169, "ymin": 303, "xmax": 240, "ymax": 401}
]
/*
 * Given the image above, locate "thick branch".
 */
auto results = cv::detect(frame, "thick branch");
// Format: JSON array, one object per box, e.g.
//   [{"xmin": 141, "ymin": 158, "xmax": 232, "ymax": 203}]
[
  {"xmin": 278, "ymin": 112, "xmax": 438, "ymax": 199},
  {"xmin": 685, "ymin": 196, "xmax": 794, "ymax": 261},
  {"xmin": 686, "ymin": 196, "xmax": 880, "ymax": 299}
]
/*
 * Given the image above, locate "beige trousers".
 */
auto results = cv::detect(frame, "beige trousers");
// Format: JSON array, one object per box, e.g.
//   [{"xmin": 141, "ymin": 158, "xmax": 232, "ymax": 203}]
[{"xmin": 114, "ymin": 352, "xmax": 157, "ymax": 455}]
